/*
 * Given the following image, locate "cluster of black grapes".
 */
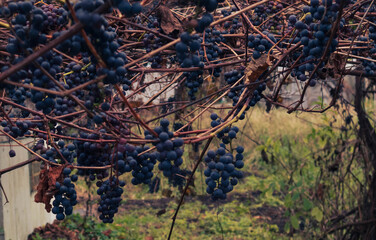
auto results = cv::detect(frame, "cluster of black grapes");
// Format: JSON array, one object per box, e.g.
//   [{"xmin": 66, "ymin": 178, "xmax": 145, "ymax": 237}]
[
  {"xmin": 249, "ymin": 2, "xmax": 284, "ymax": 27},
  {"xmin": 53, "ymin": 4, "xmax": 132, "ymax": 126},
  {"xmin": 199, "ymin": 0, "xmax": 224, "ymax": 12},
  {"xmin": 1, "ymin": 1, "xmax": 49, "ymax": 54},
  {"xmin": 224, "ymin": 68, "xmax": 266, "ymax": 117},
  {"xmin": 248, "ymin": 81, "xmax": 267, "ymax": 108},
  {"xmin": 361, "ymin": 59, "xmax": 376, "ymax": 76},
  {"xmin": 32, "ymin": 53, "xmax": 65, "ymax": 114},
  {"xmin": 203, "ymin": 70, "xmax": 268, "ymax": 200},
  {"xmin": 183, "ymin": 70, "xmax": 204, "ymax": 100},
  {"xmin": 122, "ymin": 144, "xmax": 157, "ymax": 185},
  {"xmin": 176, "ymin": 32, "xmax": 205, "ymax": 100},
  {"xmin": 38, "ymin": 3, "xmax": 68, "ymax": 31},
  {"xmin": 358, "ymin": 23, "xmax": 376, "ymax": 76},
  {"xmin": 60, "ymin": 31, "xmax": 127, "ymax": 87},
  {"xmin": 176, "ymin": 32, "xmax": 202, "ymax": 68},
  {"xmin": 205, "ymin": 110, "xmax": 245, "ymax": 200},
  {"xmin": 223, "ymin": 14, "xmax": 242, "ymax": 34},
  {"xmin": 195, "ymin": 0, "xmax": 227, "ymax": 33},
  {"xmin": 178, "ymin": 27, "xmax": 226, "ymax": 100},
  {"xmin": 348, "ymin": 1, "xmax": 376, "ymax": 75},
  {"xmin": 96, "ymin": 177, "xmax": 125, "ymax": 223},
  {"xmin": 173, "ymin": 123, "xmax": 193, "ymax": 138},
  {"xmin": 5, "ymin": 84, "xmax": 27, "ymax": 105},
  {"xmin": 142, "ymin": 16, "xmax": 165, "ymax": 68},
  {"xmin": 33, "ymin": 138, "xmax": 77, "ymax": 165},
  {"xmin": 210, "ymin": 113, "xmax": 239, "ymax": 144},
  {"xmin": 145, "ymin": 119, "xmax": 187, "ymax": 186},
  {"xmin": 1, "ymin": 120, "xmax": 32, "ymax": 139},
  {"xmin": 115, "ymin": 0, "xmax": 142, "ymax": 16},
  {"xmin": 289, "ymin": 0, "xmax": 345, "ymax": 84},
  {"xmin": 52, "ymin": 168, "xmax": 78, "ymax": 220},
  {"xmin": 222, "ymin": 7, "xmax": 246, "ymax": 34},
  {"xmin": 196, "ymin": 12, "xmax": 214, "ymax": 33},
  {"xmin": 56, "ymin": 141, "xmax": 77, "ymax": 164},
  {"xmin": 225, "ymin": 69, "xmax": 243, "ymax": 86},
  {"xmin": 204, "ymin": 145, "xmax": 244, "ymax": 200},
  {"xmin": 74, "ymin": 132, "xmax": 111, "ymax": 180},
  {"xmin": 247, "ymin": 33, "xmax": 276, "ymax": 60},
  {"xmin": 1, "ymin": 2, "xmax": 70, "ymax": 116},
  {"xmin": 202, "ymin": 27, "xmax": 224, "ymax": 77}
]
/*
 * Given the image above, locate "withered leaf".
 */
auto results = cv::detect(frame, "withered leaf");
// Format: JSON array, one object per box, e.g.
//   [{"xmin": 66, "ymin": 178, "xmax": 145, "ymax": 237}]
[
  {"xmin": 28, "ymin": 221, "xmax": 79, "ymax": 240},
  {"xmin": 156, "ymin": 6, "xmax": 183, "ymax": 35},
  {"xmin": 34, "ymin": 165, "xmax": 64, "ymax": 212},
  {"xmin": 244, "ymin": 54, "xmax": 271, "ymax": 86}
]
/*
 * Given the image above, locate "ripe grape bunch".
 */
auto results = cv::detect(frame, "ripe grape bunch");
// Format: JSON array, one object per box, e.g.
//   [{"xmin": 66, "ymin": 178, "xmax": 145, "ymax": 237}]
[
  {"xmin": 52, "ymin": 168, "xmax": 78, "ymax": 221},
  {"xmin": 204, "ymin": 145, "xmax": 244, "ymax": 200},
  {"xmin": 145, "ymin": 119, "xmax": 187, "ymax": 187},
  {"xmin": 96, "ymin": 177, "xmax": 125, "ymax": 223}
]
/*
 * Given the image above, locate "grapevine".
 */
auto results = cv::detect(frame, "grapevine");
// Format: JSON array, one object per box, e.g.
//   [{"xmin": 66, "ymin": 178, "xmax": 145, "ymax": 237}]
[{"xmin": 0, "ymin": 0, "xmax": 376, "ymax": 238}]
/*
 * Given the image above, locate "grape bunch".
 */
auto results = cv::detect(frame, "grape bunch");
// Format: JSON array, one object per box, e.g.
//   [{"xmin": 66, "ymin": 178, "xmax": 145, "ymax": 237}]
[
  {"xmin": 222, "ymin": 8, "xmax": 242, "ymax": 34},
  {"xmin": 247, "ymin": 33, "xmax": 277, "ymax": 60},
  {"xmin": 176, "ymin": 32, "xmax": 205, "ymax": 100},
  {"xmin": 183, "ymin": 70, "xmax": 204, "ymax": 101},
  {"xmin": 249, "ymin": 2, "xmax": 284, "ymax": 27},
  {"xmin": 199, "ymin": 0, "xmax": 223, "ymax": 12},
  {"xmin": 224, "ymin": 68, "xmax": 266, "ymax": 118},
  {"xmin": 38, "ymin": 3, "xmax": 68, "ymax": 31},
  {"xmin": 361, "ymin": 59, "xmax": 376, "ymax": 76},
  {"xmin": 204, "ymin": 145, "xmax": 244, "ymax": 200},
  {"xmin": 122, "ymin": 144, "xmax": 157, "ymax": 185},
  {"xmin": 196, "ymin": 12, "xmax": 214, "ymax": 33},
  {"xmin": 202, "ymin": 27, "xmax": 224, "ymax": 77},
  {"xmin": 357, "ymin": 31, "xmax": 376, "ymax": 76},
  {"xmin": 195, "ymin": 0, "xmax": 226, "ymax": 33},
  {"xmin": 115, "ymin": 0, "xmax": 142, "ymax": 16},
  {"xmin": 176, "ymin": 32, "xmax": 203, "ymax": 68},
  {"xmin": 52, "ymin": 167, "xmax": 78, "ymax": 220},
  {"xmin": 1, "ymin": 1, "xmax": 48, "ymax": 53},
  {"xmin": 96, "ymin": 177, "xmax": 125, "ymax": 223},
  {"xmin": 33, "ymin": 138, "xmax": 77, "ymax": 165},
  {"xmin": 288, "ymin": 0, "xmax": 346, "ymax": 84},
  {"xmin": 74, "ymin": 132, "xmax": 111, "ymax": 180},
  {"xmin": 142, "ymin": 16, "xmax": 165, "ymax": 68},
  {"xmin": 29, "ymin": 52, "xmax": 65, "ymax": 114},
  {"xmin": 1, "ymin": 120, "xmax": 32, "ymax": 139},
  {"xmin": 2, "ymin": 2, "xmax": 68, "ymax": 116},
  {"xmin": 224, "ymin": 69, "xmax": 245, "ymax": 101},
  {"xmin": 145, "ymin": 119, "xmax": 186, "ymax": 186},
  {"xmin": 210, "ymin": 113, "xmax": 239, "ymax": 144}
]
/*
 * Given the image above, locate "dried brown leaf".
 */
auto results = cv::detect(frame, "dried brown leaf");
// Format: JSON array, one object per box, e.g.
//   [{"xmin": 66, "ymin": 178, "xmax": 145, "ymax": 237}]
[
  {"xmin": 34, "ymin": 165, "xmax": 64, "ymax": 212},
  {"xmin": 156, "ymin": 6, "xmax": 183, "ymax": 35},
  {"xmin": 244, "ymin": 54, "xmax": 271, "ymax": 86}
]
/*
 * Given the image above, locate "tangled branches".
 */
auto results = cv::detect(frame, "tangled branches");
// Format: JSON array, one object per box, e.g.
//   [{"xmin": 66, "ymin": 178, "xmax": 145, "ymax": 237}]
[{"xmin": 0, "ymin": 0, "xmax": 376, "ymax": 238}]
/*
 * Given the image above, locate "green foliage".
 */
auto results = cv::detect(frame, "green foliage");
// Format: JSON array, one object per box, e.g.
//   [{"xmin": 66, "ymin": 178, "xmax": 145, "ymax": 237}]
[
  {"xmin": 61, "ymin": 214, "xmax": 119, "ymax": 239},
  {"xmin": 252, "ymin": 111, "xmax": 364, "ymax": 238}
]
